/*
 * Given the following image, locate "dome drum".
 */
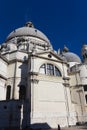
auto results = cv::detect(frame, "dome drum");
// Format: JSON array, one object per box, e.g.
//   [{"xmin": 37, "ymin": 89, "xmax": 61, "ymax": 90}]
[
  {"xmin": 6, "ymin": 24, "xmax": 50, "ymax": 45},
  {"xmin": 4, "ymin": 22, "xmax": 53, "ymax": 52}
]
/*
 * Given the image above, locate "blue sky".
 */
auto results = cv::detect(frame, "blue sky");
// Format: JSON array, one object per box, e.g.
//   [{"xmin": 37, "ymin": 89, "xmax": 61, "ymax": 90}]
[{"xmin": 0, "ymin": 0, "xmax": 87, "ymax": 58}]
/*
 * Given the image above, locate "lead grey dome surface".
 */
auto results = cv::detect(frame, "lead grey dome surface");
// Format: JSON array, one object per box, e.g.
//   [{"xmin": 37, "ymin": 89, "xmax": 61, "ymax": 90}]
[
  {"xmin": 62, "ymin": 52, "xmax": 81, "ymax": 63},
  {"xmin": 6, "ymin": 26, "xmax": 50, "ymax": 44}
]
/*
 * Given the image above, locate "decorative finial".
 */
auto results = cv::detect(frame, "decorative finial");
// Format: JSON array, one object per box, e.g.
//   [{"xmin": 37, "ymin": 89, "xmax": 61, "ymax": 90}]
[
  {"xmin": 25, "ymin": 21, "xmax": 34, "ymax": 28},
  {"xmin": 57, "ymin": 48, "xmax": 61, "ymax": 55},
  {"xmin": 63, "ymin": 45, "xmax": 69, "ymax": 53}
]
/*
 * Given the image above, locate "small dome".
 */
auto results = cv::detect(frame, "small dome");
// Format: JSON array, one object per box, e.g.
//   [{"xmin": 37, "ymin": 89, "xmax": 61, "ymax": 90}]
[
  {"xmin": 6, "ymin": 22, "xmax": 50, "ymax": 44},
  {"xmin": 62, "ymin": 52, "xmax": 81, "ymax": 63}
]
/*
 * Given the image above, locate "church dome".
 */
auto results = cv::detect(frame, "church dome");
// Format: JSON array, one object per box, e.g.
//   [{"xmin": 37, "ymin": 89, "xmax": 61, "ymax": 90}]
[
  {"xmin": 62, "ymin": 52, "xmax": 81, "ymax": 63},
  {"xmin": 6, "ymin": 22, "xmax": 50, "ymax": 44}
]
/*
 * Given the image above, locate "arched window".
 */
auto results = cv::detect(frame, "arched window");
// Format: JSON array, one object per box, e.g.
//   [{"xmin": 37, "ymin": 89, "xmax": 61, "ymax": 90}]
[
  {"xmin": 39, "ymin": 64, "xmax": 46, "ymax": 74},
  {"xmin": 6, "ymin": 85, "xmax": 11, "ymax": 100},
  {"xmin": 47, "ymin": 64, "xmax": 54, "ymax": 75},
  {"xmin": 39, "ymin": 63, "xmax": 62, "ymax": 77},
  {"xmin": 55, "ymin": 66, "xmax": 62, "ymax": 76},
  {"xmin": 19, "ymin": 85, "xmax": 26, "ymax": 100}
]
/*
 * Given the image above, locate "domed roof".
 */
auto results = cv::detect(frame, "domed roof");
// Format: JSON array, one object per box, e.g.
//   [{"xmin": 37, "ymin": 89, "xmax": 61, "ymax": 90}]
[
  {"xmin": 6, "ymin": 22, "xmax": 50, "ymax": 44},
  {"xmin": 62, "ymin": 52, "xmax": 81, "ymax": 63}
]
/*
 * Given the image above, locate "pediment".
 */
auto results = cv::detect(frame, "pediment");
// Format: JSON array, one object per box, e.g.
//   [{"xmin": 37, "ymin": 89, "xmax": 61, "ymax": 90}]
[{"xmin": 36, "ymin": 51, "xmax": 63, "ymax": 62}]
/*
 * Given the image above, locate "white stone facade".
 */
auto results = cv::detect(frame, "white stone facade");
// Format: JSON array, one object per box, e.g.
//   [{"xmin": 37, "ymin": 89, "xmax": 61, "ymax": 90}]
[{"xmin": 0, "ymin": 22, "xmax": 87, "ymax": 129}]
